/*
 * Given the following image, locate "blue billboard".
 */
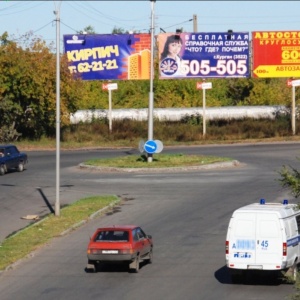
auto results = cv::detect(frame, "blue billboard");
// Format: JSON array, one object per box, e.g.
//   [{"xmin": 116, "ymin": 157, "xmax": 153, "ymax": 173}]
[
  {"xmin": 63, "ymin": 34, "xmax": 151, "ymax": 80},
  {"xmin": 158, "ymin": 32, "xmax": 250, "ymax": 78}
]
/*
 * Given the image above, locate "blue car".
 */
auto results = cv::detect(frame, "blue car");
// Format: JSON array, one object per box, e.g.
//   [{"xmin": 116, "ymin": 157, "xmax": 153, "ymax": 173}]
[{"xmin": 0, "ymin": 145, "xmax": 28, "ymax": 175}]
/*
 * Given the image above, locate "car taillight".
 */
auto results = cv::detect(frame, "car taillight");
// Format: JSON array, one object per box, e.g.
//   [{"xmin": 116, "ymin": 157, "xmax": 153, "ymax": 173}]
[
  {"xmin": 120, "ymin": 248, "xmax": 134, "ymax": 254},
  {"xmin": 283, "ymin": 242, "xmax": 287, "ymax": 256},
  {"xmin": 87, "ymin": 248, "xmax": 100, "ymax": 254},
  {"xmin": 225, "ymin": 241, "xmax": 229, "ymax": 254}
]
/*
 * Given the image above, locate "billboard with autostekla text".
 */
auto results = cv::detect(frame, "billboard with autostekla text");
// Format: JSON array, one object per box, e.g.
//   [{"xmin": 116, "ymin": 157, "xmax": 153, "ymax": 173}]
[
  {"xmin": 158, "ymin": 32, "xmax": 250, "ymax": 79},
  {"xmin": 63, "ymin": 34, "xmax": 151, "ymax": 80},
  {"xmin": 252, "ymin": 31, "xmax": 300, "ymax": 78}
]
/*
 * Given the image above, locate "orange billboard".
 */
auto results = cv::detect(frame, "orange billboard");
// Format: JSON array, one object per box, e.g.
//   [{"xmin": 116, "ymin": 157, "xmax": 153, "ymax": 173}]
[{"xmin": 252, "ymin": 31, "xmax": 300, "ymax": 78}]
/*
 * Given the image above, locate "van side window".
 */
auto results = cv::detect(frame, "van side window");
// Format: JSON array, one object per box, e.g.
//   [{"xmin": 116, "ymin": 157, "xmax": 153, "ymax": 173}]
[
  {"xmin": 296, "ymin": 215, "xmax": 300, "ymax": 234},
  {"xmin": 287, "ymin": 219, "xmax": 297, "ymax": 238}
]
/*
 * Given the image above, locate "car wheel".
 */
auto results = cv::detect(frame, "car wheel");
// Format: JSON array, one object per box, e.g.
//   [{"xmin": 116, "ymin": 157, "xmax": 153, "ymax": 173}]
[
  {"xmin": 0, "ymin": 165, "xmax": 5, "ymax": 176},
  {"xmin": 290, "ymin": 261, "xmax": 298, "ymax": 282},
  {"xmin": 86, "ymin": 260, "xmax": 96, "ymax": 273},
  {"xmin": 17, "ymin": 162, "xmax": 24, "ymax": 172},
  {"xmin": 147, "ymin": 248, "xmax": 153, "ymax": 264},
  {"xmin": 130, "ymin": 255, "xmax": 140, "ymax": 273},
  {"xmin": 134, "ymin": 255, "xmax": 140, "ymax": 273}
]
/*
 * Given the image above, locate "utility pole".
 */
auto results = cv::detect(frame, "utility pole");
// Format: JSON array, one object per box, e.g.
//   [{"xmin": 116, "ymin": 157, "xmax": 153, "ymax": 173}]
[
  {"xmin": 292, "ymin": 84, "xmax": 296, "ymax": 135},
  {"xmin": 193, "ymin": 14, "xmax": 197, "ymax": 32},
  {"xmin": 54, "ymin": 4, "xmax": 61, "ymax": 217},
  {"xmin": 148, "ymin": 0, "xmax": 156, "ymax": 163}
]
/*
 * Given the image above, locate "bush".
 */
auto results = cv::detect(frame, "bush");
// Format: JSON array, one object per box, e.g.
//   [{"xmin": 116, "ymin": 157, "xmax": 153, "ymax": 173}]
[{"xmin": 60, "ymin": 115, "xmax": 298, "ymax": 145}]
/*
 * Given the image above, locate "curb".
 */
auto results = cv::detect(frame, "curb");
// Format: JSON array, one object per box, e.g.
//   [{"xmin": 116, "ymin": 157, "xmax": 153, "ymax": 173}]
[{"xmin": 79, "ymin": 160, "xmax": 242, "ymax": 173}]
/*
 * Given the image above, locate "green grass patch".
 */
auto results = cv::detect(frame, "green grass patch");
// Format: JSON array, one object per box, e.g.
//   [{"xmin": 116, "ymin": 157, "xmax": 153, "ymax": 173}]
[
  {"xmin": 85, "ymin": 153, "xmax": 232, "ymax": 168},
  {"xmin": 0, "ymin": 195, "xmax": 119, "ymax": 271}
]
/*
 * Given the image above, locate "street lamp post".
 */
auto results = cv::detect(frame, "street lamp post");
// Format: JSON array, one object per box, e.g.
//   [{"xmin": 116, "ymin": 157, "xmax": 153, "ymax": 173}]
[
  {"xmin": 148, "ymin": 0, "xmax": 156, "ymax": 163},
  {"xmin": 54, "ymin": 5, "xmax": 61, "ymax": 216}
]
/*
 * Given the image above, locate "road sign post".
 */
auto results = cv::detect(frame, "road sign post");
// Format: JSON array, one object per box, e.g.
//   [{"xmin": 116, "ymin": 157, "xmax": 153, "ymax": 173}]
[
  {"xmin": 287, "ymin": 79, "xmax": 300, "ymax": 135},
  {"xmin": 102, "ymin": 83, "xmax": 118, "ymax": 133},
  {"xmin": 197, "ymin": 82, "xmax": 212, "ymax": 137}
]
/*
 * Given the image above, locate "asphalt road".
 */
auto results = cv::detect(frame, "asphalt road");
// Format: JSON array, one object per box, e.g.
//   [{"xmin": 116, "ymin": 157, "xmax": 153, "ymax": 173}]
[{"xmin": 0, "ymin": 142, "xmax": 299, "ymax": 300}]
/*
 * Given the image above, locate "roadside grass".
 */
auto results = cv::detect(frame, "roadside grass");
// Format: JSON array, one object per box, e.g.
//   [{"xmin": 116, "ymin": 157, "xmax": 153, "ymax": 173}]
[
  {"xmin": 0, "ymin": 195, "xmax": 119, "ymax": 271},
  {"xmin": 13, "ymin": 117, "xmax": 300, "ymax": 151},
  {"xmin": 84, "ymin": 153, "xmax": 233, "ymax": 168}
]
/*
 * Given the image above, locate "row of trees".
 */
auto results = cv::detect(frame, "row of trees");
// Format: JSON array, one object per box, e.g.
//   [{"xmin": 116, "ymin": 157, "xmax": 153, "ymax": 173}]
[
  {"xmin": 0, "ymin": 31, "xmax": 299, "ymax": 141},
  {"xmin": 0, "ymin": 32, "xmax": 86, "ymax": 140}
]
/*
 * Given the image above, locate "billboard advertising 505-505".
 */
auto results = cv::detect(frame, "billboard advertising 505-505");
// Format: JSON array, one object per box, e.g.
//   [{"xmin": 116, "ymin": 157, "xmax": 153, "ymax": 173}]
[
  {"xmin": 158, "ymin": 32, "xmax": 250, "ymax": 79},
  {"xmin": 63, "ymin": 34, "xmax": 151, "ymax": 80}
]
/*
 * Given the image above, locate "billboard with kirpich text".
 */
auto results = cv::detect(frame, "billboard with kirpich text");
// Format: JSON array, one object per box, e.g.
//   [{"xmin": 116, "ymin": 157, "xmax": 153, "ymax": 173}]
[
  {"xmin": 252, "ymin": 31, "xmax": 300, "ymax": 78},
  {"xmin": 158, "ymin": 32, "xmax": 250, "ymax": 79},
  {"xmin": 63, "ymin": 34, "xmax": 151, "ymax": 80}
]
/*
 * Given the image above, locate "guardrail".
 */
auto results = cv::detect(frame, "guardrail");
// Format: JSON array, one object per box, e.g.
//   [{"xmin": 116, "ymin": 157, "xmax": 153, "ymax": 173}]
[{"xmin": 70, "ymin": 105, "xmax": 288, "ymax": 124}]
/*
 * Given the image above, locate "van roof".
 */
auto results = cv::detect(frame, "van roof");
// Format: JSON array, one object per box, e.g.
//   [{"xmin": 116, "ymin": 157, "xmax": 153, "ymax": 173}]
[{"xmin": 233, "ymin": 202, "xmax": 299, "ymax": 218}]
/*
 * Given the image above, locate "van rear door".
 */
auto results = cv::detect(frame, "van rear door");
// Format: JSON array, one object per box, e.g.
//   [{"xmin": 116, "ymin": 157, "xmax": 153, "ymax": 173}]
[
  {"xmin": 227, "ymin": 212, "xmax": 257, "ymax": 267},
  {"xmin": 255, "ymin": 213, "xmax": 283, "ymax": 267},
  {"xmin": 227, "ymin": 212, "xmax": 283, "ymax": 269}
]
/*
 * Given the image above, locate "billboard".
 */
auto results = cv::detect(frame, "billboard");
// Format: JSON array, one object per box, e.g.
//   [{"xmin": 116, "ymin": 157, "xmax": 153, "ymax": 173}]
[
  {"xmin": 158, "ymin": 32, "xmax": 250, "ymax": 79},
  {"xmin": 252, "ymin": 31, "xmax": 300, "ymax": 78},
  {"xmin": 63, "ymin": 34, "xmax": 151, "ymax": 80}
]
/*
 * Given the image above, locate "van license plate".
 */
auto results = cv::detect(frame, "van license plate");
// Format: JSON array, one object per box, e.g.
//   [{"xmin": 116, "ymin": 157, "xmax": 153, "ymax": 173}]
[{"xmin": 248, "ymin": 265, "xmax": 263, "ymax": 270}]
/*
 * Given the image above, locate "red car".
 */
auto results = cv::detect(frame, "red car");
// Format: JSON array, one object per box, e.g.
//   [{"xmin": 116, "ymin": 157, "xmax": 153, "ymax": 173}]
[{"xmin": 86, "ymin": 225, "xmax": 153, "ymax": 273}]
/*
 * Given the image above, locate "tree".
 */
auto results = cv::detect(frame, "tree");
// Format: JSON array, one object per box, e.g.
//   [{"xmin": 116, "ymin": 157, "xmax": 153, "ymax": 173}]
[
  {"xmin": 278, "ymin": 162, "xmax": 300, "ymax": 198},
  {"xmin": 0, "ymin": 32, "xmax": 12, "ymax": 46},
  {"xmin": 77, "ymin": 26, "xmax": 96, "ymax": 34},
  {"xmin": 245, "ymin": 78, "xmax": 291, "ymax": 106},
  {"xmin": 0, "ymin": 32, "xmax": 85, "ymax": 140},
  {"xmin": 112, "ymin": 27, "xmax": 126, "ymax": 34}
]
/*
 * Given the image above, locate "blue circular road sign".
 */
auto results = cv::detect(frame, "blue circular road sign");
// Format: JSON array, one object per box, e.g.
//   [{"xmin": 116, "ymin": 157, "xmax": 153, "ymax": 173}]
[{"xmin": 144, "ymin": 140, "xmax": 157, "ymax": 154}]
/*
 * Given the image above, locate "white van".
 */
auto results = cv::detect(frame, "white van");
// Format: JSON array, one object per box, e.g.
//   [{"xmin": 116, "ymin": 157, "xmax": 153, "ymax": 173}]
[{"xmin": 225, "ymin": 199, "xmax": 300, "ymax": 281}]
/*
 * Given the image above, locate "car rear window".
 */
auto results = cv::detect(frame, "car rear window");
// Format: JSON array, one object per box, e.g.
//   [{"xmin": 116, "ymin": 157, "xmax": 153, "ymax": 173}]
[{"xmin": 95, "ymin": 230, "xmax": 129, "ymax": 242}]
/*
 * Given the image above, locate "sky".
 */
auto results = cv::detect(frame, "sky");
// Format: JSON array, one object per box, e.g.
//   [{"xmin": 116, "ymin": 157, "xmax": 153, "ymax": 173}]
[{"xmin": 1, "ymin": 1, "xmax": 300, "ymax": 47}]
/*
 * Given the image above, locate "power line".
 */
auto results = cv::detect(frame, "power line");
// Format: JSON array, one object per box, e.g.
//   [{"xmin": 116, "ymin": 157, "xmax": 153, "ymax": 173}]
[
  {"xmin": 0, "ymin": 1, "xmax": 45, "ymax": 15},
  {"xmin": 162, "ymin": 19, "xmax": 193, "ymax": 30},
  {"xmin": 60, "ymin": 21, "xmax": 79, "ymax": 34}
]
